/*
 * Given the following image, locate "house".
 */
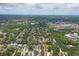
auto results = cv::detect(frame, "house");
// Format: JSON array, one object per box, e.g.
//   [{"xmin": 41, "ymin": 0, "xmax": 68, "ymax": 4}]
[{"xmin": 0, "ymin": 32, "xmax": 7, "ymax": 35}]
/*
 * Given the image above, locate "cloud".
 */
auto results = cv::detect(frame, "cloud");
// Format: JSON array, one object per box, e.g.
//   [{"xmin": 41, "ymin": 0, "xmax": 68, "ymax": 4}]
[{"xmin": 0, "ymin": 3, "xmax": 79, "ymax": 15}]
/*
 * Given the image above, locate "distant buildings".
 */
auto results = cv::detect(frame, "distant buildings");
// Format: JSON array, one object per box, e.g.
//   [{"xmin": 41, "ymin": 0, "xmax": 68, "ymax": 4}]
[
  {"xmin": 49, "ymin": 21, "xmax": 79, "ymax": 29},
  {"xmin": 55, "ymin": 23, "xmax": 79, "ymax": 29}
]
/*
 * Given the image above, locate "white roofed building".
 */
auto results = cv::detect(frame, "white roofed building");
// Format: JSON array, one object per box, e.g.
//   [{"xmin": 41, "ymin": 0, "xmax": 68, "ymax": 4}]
[{"xmin": 65, "ymin": 33, "xmax": 79, "ymax": 39}]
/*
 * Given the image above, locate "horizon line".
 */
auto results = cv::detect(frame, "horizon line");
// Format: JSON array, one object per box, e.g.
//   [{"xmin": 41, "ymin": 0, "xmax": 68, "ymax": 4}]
[{"xmin": 0, "ymin": 14, "xmax": 79, "ymax": 16}]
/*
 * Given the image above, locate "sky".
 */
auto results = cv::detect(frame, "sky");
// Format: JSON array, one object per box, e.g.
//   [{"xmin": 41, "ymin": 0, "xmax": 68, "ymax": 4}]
[{"xmin": 0, "ymin": 3, "xmax": 79, "ymax": 15}]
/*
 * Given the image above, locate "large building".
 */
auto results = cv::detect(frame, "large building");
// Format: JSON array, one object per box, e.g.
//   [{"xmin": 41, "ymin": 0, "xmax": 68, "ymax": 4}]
[{"xmin": 65, "ymin": 33, "xmax": 79, "ymax": 39}]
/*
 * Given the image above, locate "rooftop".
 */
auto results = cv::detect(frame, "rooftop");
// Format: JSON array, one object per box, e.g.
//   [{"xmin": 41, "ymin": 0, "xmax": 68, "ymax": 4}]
[{"xmin": 65, "ymin": 33, "xmax": 79, "ymax": 39}]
